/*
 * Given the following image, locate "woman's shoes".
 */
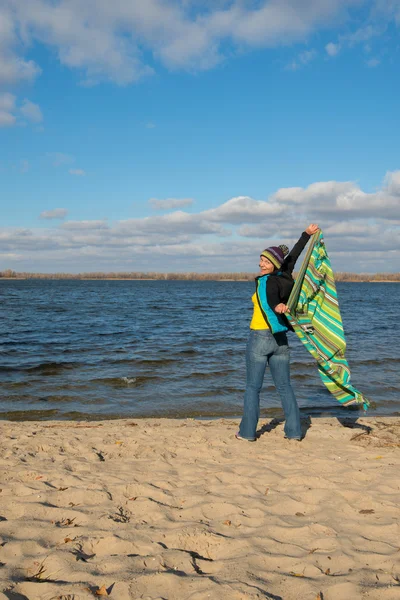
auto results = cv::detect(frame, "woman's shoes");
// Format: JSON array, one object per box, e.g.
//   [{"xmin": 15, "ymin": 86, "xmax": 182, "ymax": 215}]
[
  {"xmin": 235, "ymin": 432, "xmax": 301, "ymax": 442},
  {"xmin": 235, "ymin": 432, "xmax": 256, "ymax": 442}
]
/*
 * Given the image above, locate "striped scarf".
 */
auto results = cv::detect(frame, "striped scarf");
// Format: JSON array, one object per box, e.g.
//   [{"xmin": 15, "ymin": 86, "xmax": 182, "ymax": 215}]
[{"xmin": 287, "ymin": 231, "xmax": 369, "ymax": 410}]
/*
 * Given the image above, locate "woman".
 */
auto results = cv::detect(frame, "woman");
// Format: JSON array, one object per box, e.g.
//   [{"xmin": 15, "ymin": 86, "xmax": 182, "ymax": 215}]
[{"xmin": 237, "ymin": 223, "xmax": 319, "ymax": 442}]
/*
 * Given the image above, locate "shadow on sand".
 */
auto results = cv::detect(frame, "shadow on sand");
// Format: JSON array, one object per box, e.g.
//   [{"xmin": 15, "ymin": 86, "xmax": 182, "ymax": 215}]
[{"xmin": 255, "ymin": 413, "xmax": 372, "ymax": 441}]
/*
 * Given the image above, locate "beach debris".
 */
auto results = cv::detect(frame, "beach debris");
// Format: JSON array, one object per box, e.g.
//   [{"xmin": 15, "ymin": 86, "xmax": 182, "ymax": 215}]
[
  {"xmin": 26, "ymin": 559, "xmax": 52, "ymax": 582},
  {"xmin": 350, "ymin": 420, "xmax": 400, "ymax": 448},
  {"xmin": 222, "ymin": 520, "xmax": 232, "ymax": 526},
  {"xmin": 73, "ymin": 543, "xmax": 96, "ymax": 562},
  {"xmin": 93, "ymin": 448, "xmax": 106, "ymax": 462},
  {"xmin": 391, "ymin": 572, "xmax": 400, "ymax": 584},
  {"xmin": 55, "ymin": 517, "xmax": 80, "ymax": 527},
  {"xmin": 58, "ymin": 486, "xmax": 69, "ymax": 491},
  {"xmin": 264, "ymin": 487, "xmax": 269, "ymax": 495},
  {"xmin": 315, "ymin": 593, "xmax": 324, "ymax": 600},
  {"xmin": 94, "ymin": 584, "xmax": 110, "ymax": 596},
  {"xmin": 295, "ymin": 512, "xmax": 305, "ymax": 517},
  {"xmin": 289, "ymin": 571, "xmax": 305, "ymax": 577},
  {"xmin": 49, "ymin": 595, "xmax": 76, "ymax": 600},
  {"xmin": 314, "ymin": 562, "xmax": 337, "ymax": 577},
  {"xmin": 359, "ymin": 509, "xmax": 375, "ymax": 514},
  {"xmin": 109, "ymin": 506, "xmax": 131, "ymax": 523}
]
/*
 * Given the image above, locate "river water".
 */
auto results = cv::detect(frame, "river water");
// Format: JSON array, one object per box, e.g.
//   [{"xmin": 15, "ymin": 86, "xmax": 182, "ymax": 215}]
[{"xmin": 0, "ymin": 280, "xmax": 398, "ymax": 420}]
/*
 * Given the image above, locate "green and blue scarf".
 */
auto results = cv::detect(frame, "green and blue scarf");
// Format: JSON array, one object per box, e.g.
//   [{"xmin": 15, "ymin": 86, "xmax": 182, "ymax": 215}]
[{"xmin": 287, "ymin": 231, "xmax": 369, "ymax": 410}]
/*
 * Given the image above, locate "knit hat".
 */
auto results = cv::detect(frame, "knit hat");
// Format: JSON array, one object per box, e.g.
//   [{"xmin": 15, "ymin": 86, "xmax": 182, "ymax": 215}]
[
  {"xmin": 260, "ymin": 244, "xmax": 289, "ymax": 269},
  {"xmin": 279, "ymin": 244, "xmax": 289, "ymax": 257}
]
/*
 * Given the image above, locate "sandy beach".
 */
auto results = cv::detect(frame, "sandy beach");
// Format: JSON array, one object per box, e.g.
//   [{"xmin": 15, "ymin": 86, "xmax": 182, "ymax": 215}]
[{"xmin": 0, "ymin": 417, "xmax": 399, "ymax": 600}]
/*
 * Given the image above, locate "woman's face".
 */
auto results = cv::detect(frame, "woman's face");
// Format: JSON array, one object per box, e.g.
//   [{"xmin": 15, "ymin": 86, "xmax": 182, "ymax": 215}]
[{"xmin": 259, "ymin": 255, "xmax": 275, "ymax": 275}]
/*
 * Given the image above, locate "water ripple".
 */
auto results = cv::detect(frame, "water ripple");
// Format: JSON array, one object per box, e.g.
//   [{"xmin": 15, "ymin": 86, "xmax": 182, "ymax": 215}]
[{"xmin": 0, "ymin": 280, "xmax": 399, "ymax": 420}]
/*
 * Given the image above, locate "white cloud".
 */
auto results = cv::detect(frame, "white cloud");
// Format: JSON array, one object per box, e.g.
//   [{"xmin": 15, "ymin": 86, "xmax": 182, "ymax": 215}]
[
  {"xmin": 1, "ymin": 0, "xmax": 393, "ymax": 86},
  {"xmin": 0, "ymin": 5, "xmax": 42, "ymax": 85},
  {"xmin": 385, "ymin": 169, "xmax": 400, "ymax": 195},
  {"xmin": 2, "ymin": 170, "xmax": 400, "ymax": 272},
  {"xmin": 366, "ymin": 57, "xmax": 380, "ymax": 67},
  {"xmin": 69, "ymin": 168, "xmax": 86, "ymax": 176},
  {"xmin": 20, "ymin": 99, "xmax": 43, "ymax": 123},
  {"xmin": 325, "ymin": 42, "xmax": 340, "ymax": 56},
  {"xmin": 47, "ymin": 152, "xmax": 75, "ymax": 166},
  {"xmin": 0, "ymin": 56, "xmax": 41, "ymax": 85},
  {"xmin": 201, "ymin": 195, "xmax": 285, "ymax": 223},
  {"xmin": 117, "ymin": 211, "xmax": 229, "ymax": 236},
  {"xmin": 40, "ymin": 208, "xmax": 68, "ymax": 219},
  {"xmin": 0, "ymin": 112, "xmax": 16, "ymax": 127},
  {"xmin": 330, "ymin": 21, "xmax": 388, "ymax": 60},
  {"xmin": 149, "ymin": 197, "xmax": 194, "ymax": 210},
  {"xmin": 0, "ymin": 92, "xmax": 16, "ymax": 127},
  {"xmin": 343, "ymin": 24, "xmax": 385, "ymax": 46},
  {"xmin": 0, "ymin": 94, "xmax": 44, "ymax": 127},
  {"xmin": 270, "ymin": 174, "xmax": 400, "ymax": 221},
  {"xmin": 324, "ymin": 220, "xmax": 381, "ymax": 237},
  {"xmin": 61, "ymin": 220, "xmax": 108, "ymax": 230},
  {"xmin": 286, "ymin": 48, "xmax": 317, "ymax": 70}
]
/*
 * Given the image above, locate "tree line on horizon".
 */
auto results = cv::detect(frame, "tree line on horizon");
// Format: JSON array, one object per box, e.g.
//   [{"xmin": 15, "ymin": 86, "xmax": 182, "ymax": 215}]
[{"xmin": 1, "ymin": 269, "xmax": 399, "ymax": 282}]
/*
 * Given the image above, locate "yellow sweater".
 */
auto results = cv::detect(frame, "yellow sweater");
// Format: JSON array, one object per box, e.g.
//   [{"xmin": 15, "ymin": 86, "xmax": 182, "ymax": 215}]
[{"xmin": 250, "ymin": 293, "xmax": 269, "ymax": 330}]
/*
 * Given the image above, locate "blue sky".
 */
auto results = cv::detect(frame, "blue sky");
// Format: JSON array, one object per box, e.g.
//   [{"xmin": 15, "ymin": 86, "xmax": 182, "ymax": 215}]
[{"xmin": 1, "ymin": 0, "xmax": 400, "ymax": 273}]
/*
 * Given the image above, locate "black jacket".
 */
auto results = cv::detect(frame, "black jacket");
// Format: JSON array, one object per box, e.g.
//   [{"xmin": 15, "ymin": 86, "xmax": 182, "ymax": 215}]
[{"xmin": 256, "ymin": 231, "xmax": 311, "ymax": 320}]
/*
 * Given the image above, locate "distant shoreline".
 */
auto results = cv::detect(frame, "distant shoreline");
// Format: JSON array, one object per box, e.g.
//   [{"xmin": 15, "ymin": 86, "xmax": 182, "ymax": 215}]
[
  {"xmin": 1, "ymin": 275, "xmax": 399, "ymax": 282},
  {"xmin": 1, "ymin": 268, "xmax": 400, "ymax": 283}
]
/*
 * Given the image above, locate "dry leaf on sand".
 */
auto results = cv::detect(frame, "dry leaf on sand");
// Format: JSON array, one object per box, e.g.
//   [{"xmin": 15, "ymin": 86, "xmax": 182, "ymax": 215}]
[{"xmin": 95, "ymin": 584, "xmax": 109, "ymax": 596}]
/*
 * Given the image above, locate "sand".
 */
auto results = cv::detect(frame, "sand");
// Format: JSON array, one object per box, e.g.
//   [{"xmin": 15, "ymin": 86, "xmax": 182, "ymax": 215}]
[{"xmin": 0, "ymin": 416, "xmax": 399, "ymax": 600}]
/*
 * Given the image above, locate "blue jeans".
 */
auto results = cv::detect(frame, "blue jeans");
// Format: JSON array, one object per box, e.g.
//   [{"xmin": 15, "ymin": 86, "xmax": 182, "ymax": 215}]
[{"xmin": 239, "ymin": 329, "xmax": 301, "ymax": 440}]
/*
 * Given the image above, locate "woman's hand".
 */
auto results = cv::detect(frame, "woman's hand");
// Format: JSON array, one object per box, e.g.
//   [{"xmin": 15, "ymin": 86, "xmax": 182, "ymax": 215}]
[
  {"xmin": 275, "ymin": 303, "xmax": 289, "ymax": 314},
  {"xmin": 305, "ymin": 223, "xmax": 319, "ymax": 235}
]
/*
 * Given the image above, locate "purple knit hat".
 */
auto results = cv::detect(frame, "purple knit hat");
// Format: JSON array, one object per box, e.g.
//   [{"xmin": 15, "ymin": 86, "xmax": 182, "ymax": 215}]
[{"xmin": 260, "ymin": 244, "xmax": 289, "ymax": 269}]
